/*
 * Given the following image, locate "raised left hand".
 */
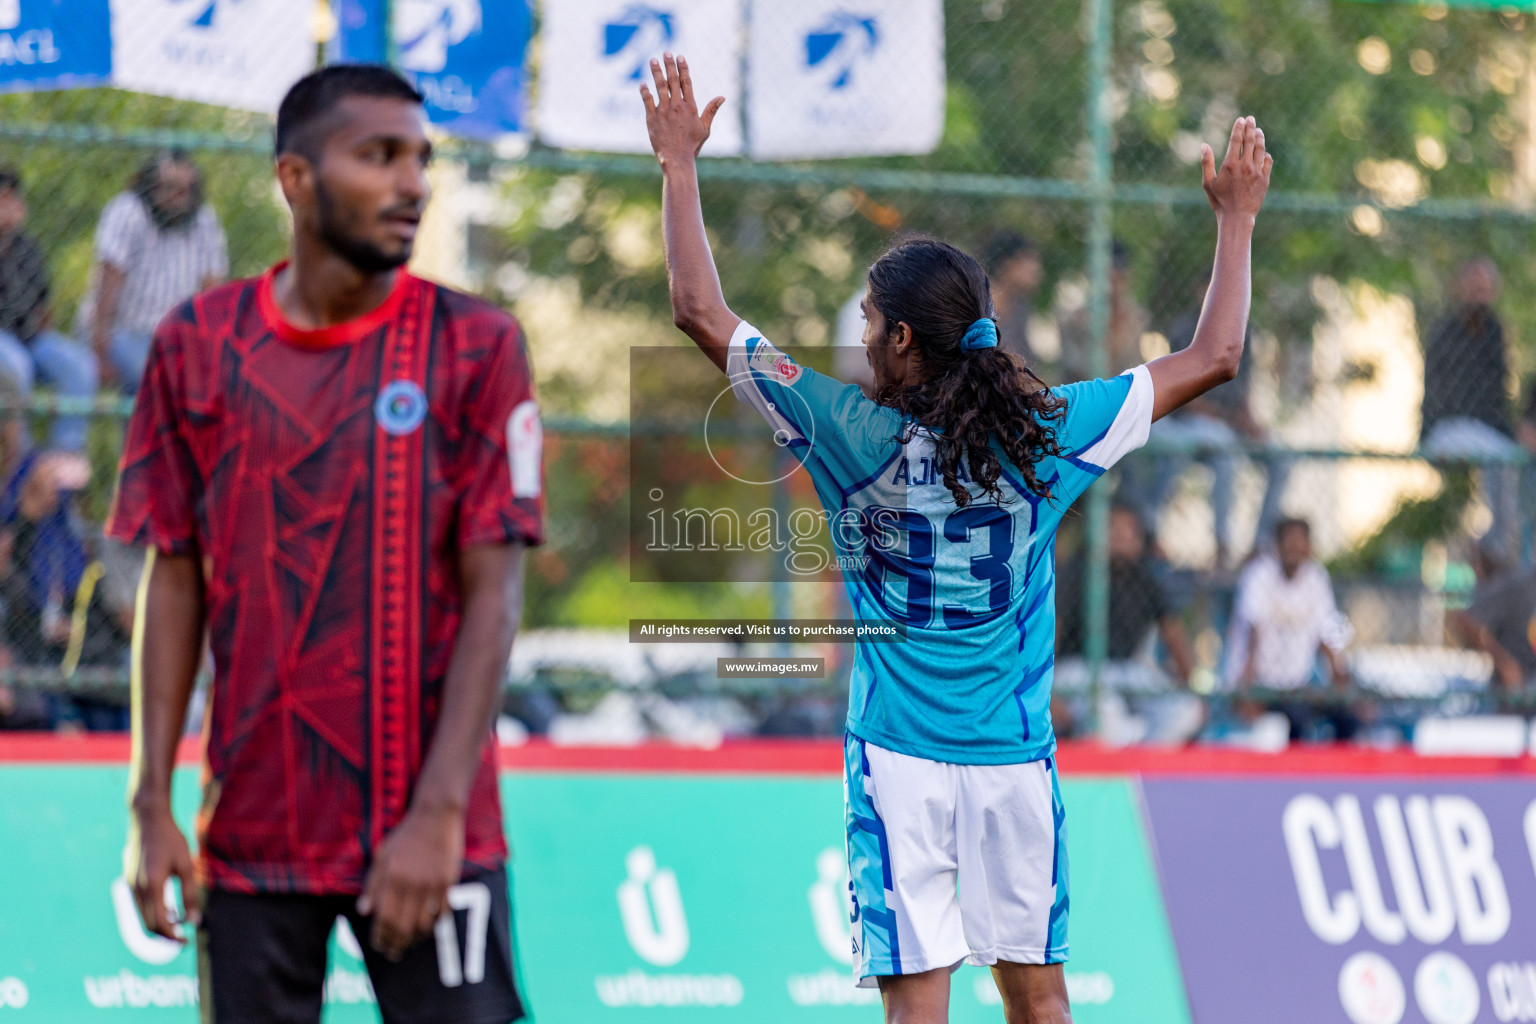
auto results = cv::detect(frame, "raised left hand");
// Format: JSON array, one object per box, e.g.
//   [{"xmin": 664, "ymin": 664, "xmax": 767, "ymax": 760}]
[
  {"xmin": 1201, "ymin": 116, "xmax": 1273, "ymax": 222},
  {"xmin": 358, "ymin": 805, "xmax": 464, "ymax": 960}
]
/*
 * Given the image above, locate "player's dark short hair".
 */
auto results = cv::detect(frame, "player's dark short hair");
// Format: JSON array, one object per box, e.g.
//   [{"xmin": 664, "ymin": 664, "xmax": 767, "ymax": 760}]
[
  {"xmin": 275, "ymin": 64, "xmax": 424, "ymax": 159},
  {"xmin": 981, "ymin": 231, "xmax": 1037, "ymax": 275},
  {"xmin": 867, "ymin": 236, "xmax": 1066, "ymax": 506},
  {"xmin": 0, "ymin": 168, "xmax": 19, "ymax": 194},
  {"xmin": 1275, "ymin": 517, "xmax": 1311, "ymax": 543}
]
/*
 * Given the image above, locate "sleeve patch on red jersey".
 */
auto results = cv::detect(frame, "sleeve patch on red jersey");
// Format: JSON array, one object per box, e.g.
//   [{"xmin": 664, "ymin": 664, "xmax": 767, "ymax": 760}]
[{"xmin": 508, "ymin": 400, "xmax": 543, "ymax": 498}]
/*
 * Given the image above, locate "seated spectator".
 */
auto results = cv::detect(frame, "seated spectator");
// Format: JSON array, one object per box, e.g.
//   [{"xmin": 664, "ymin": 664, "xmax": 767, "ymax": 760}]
[
  {"xmin": 0, "ymin": 385, "xmax": 130, "ymax": 730},
  {"xmin": 1129, "ymin": 270, "xmax": 1289, "ymax": 569},
  {"xmin": 1420, "ymin": 259, "xmax": 1522, "ymax": 556},
  {"xmin": 1519, "ymin": 377, "xmax": 1535, "ymax": 565},
  {"xmin": 0, "ymin": 677, "xmax": 52, "ymax": 729},
  {"xmin": 92, "ymin": 537, "xmax": 143, "ymax": 663},
  {"xmin": 76, "ymin": 150, "xmax": 226, "ymax": 391},
  {"xmin": 1223, "ymin": 518, "xmax": 1357, "ymax": 741},
  {"xmin": 982, "ymin": 231, "xmax": 1044, "ymax": 366},
  {"xmin": 1055, "ymin": 504, "xmax": 1200, "ymax": 743},
  {"xmin": 1447, "ymin": 537, "xmax": 1535, "ymax": 693},
  {"xmin": 0, "ymin": 168, "xmax": 100, "ymax": 452},
  {"xmin": 0, "ymin": 607, "xmax": 51, "ymax": 729},
  {"xmin": 1058, "ymin": 241, "xmax": 1146, "ymax": 382}
]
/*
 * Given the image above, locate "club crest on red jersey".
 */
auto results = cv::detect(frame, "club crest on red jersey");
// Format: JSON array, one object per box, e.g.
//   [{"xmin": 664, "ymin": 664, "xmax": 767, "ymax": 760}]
[{"xmin": 375, "ymin": 380, "xmax": 429, "ymax": 436}]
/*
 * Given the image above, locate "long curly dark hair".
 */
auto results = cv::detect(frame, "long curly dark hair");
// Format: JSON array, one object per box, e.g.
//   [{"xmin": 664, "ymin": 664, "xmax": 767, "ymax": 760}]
[{"xmin": 868, "ymin": 236, "xmax": 1067, "ymax": 507}]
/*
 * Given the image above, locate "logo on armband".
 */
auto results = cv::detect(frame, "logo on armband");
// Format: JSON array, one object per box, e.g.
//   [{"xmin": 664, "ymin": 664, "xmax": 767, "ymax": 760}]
[{"xmin": 751, "ymin": 347, "xmax": 802, "ymax": 385}]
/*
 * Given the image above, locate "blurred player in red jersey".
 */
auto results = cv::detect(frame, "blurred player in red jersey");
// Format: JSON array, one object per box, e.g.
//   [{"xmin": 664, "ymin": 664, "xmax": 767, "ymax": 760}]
[{"xmin": 107, "ymin": 65, "xmax": 543, "ymax": 1024}]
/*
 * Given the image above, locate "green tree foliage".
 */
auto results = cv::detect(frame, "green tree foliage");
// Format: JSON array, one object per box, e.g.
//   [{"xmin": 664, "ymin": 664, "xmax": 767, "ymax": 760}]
[
  {"xmin": 0, "ymin": 90, "xmax": 287, "ymax": 324},
  {"xmin": 502, "ymin": 0, "xmax": 1536, "ymax": 378},
  {"xmin": 495, "ymin": 0, "xmax": 1536, "ymax": 600}
]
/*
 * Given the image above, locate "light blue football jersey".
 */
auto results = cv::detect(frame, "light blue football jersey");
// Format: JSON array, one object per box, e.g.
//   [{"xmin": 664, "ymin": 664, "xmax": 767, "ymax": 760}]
[{"xmin": 726, "ymin": 320, "xmax": 1155, "ymax": 765}]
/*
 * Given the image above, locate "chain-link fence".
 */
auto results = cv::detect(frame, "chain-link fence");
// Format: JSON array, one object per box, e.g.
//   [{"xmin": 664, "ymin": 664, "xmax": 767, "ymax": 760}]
[{"xmin": 0, "ymin": 0, "xmax": 1533, "ymax": 746}]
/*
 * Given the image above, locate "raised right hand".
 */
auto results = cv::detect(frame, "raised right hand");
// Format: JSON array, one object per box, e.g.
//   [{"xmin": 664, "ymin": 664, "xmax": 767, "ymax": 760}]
[
  {"xmin": 640, "ymin": 53, "xmax": 725, "ymax": 168},
  {"xmin": 125, "ymin": 804, "xmax": 200, "ymax": 941}
]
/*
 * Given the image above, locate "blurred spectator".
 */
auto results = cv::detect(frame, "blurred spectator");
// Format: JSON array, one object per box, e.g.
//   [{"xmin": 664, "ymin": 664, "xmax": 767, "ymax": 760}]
[
  {"xmin": 1447, "ymin": 537, "xmax": 1535, "ymax": 693},
  {"xmin": 1420, "ymin": 258, "xmax": 1522, "ymax": 554},
  {"xmin": 1224, "ymin": 518, "xmax": 1357, "ymax": 741},
  {"xmin": 1057, "ymin": 505, "xmax": 1196, "ymax": 678},
  {"xmin": 76, "ymin": 150, "xmax": 227, "ymax": 392},
  {"xmin": 1133, "ymin": 271, "xmax": 1289, "ymax": 569},
  {"xmin": 0, "ymin": 379, "xmax": 130, "ymax": 729},
  {"xmin": 0, "ymin": 382, "xmax": 60, "ymax": 730},
  {"xmin": 0, "ymin": 169, "xmax": 99, "ymax": 452},
  {"xmin": 1519, "ymin": 376, "xmax": 1535, "ymax": 565},
  {"xmin": 0, "ymin": 677, "xmax": 52, "ymax": 729},
  {"xmin": 982, "ymin": 231, "xmax": 1043, "ymax": 365},
  {"xmin": 93, "ymin": 537, "xmax": 143, "ymax": 653},
  {"xmin": 1058, "ymin": 241, "xmax": 1145, "ymax": 383},
  {"xmin": 1055, "ymin": 504, "xmax": 1201, "ymax": 743}
]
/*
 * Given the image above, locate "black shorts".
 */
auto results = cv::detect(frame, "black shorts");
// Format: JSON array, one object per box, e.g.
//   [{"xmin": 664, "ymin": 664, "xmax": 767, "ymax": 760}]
[{"xmin": 197, "ymin": 864, "xmax": 525, "ymax": 1024}]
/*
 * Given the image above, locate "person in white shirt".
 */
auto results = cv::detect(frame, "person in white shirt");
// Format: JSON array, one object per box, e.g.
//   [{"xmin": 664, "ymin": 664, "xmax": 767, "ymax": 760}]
[
  {"xmin": 77, "ymin": 151, "xmax": 227, "ymax": 392},
  {"xmin": 1224, "ymin": 517, "xmax": 1357, "ymax": 740}
]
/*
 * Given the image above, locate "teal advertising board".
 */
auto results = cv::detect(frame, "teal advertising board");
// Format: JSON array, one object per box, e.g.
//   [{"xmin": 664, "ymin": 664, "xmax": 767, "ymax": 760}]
[{"xmin": 0, "ymin": 764, "xmax": 1189, "ymax": 1023}]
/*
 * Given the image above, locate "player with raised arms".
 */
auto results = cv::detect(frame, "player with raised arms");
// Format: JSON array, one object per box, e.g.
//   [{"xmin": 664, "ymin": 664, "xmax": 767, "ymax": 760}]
[
  {"xmin": 641, "ymin": 53, "xmax": 1270, "ymax": 1024},
  {"xmin": 112, "ymin": 65, "xmax": 542, "ymax": 1024}
]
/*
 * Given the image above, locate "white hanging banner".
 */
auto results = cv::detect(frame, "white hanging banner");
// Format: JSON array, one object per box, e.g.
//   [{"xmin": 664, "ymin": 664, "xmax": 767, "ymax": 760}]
[
  {"xmin": 536, "ymin": 0, "xmax": 743, "ymax": 156},
  {"xmin": 747, "ymin": 0, "xmax": 945, "ymax": 160},
  {"xmin": 108, "ymin": 0, "xmax": 315, "ymax": 114}
]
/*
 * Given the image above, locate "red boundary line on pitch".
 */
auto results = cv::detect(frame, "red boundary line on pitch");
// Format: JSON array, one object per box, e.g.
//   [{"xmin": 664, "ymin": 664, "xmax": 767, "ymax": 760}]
[{"xmin": 0, "ymin": 735, "xmax": 1534, "ymax": 776}]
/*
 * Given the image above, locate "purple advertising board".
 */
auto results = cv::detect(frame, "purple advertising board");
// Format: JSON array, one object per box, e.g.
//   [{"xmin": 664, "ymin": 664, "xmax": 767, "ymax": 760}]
[{"xmin": 1141, "ymin": 778, "xmax": 1536, "ymax": 1024}]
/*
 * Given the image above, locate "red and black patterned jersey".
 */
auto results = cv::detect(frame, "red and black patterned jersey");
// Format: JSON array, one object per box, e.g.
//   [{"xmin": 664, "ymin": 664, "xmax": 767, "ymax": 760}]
[{"xmin": 107, "ymin": 264, "xmax": 544, "ymax": 895}]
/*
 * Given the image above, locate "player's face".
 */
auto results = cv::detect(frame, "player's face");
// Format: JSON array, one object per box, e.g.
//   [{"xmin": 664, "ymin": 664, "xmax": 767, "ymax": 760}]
[
  {"xmin": 1278, "ymin": 526, "xmax": 1311, "ymax": 576},
  {"xmin": 1108, "ymin": 508, "xmax": 1143, "ymax": 562},
  {"xmin": 1455, "ymin": 263, "xmax": 1498, "ymax": 307},
  {"xmin": 149, "ymin": 163, "xmax": 199, "ymax": 221},
  {"xmin": 1001, "ymin": 252, "xmax": 1042, "ymax": 294},
  {"xmin": 310, "ymin": 96, "xmax": 432, "ymax": 273},
  {"xmin": 860, "ymin": 288, "xmax": 914, "ymax": 394},
  {"xmin": 0, "ymin": 188, "xmax": 23, "ymax": 234}
]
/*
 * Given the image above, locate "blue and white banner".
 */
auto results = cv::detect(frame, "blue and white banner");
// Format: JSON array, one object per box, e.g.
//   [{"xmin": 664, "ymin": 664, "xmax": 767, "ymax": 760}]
[
  {"xmin": 747, "ymin": 0, "xmax": 944, "ymax": 160},
  {"xmin": 0, "ymin": 0, "xmax": 110, "ymax": 92},
  {"xmin": 536, "ymin": 0, "xmax": 743, "ymax": 156},
  {"xmin": 108, "ymin": 0, "xmax": 315, "ymax": 112},
  {"xmin": 336, "ymin": 0, "xmax": 531, "ymax": 139}
]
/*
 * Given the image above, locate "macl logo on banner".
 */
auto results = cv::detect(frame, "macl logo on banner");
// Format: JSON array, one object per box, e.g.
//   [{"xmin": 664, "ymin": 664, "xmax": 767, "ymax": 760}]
[
  {"xmin": 172, "ymin": 0, "xmax": 236, "ymax": 30},
  {"xmin": 804, "ymin": 12, "xmax": 877, "ymax": 92},
  {"xmin": 537, "ymin": 0, "xmax": 739, "ymax": 153},
  {"xmin": 109, "ymin": 0, "xmax": 312, "ymax": 113},
  {"xmin": 596, "ymin": 845, "xmax": 743, "ymax": 1007},
  {"xmin": 602, "ymin": 4, "xmax": 672, "ymax": 83},
  {"xmin": 0, "ymin": 0, "xmax": 65, "ymax": 67},
  {"xmin": 793, "ymin": 8, "xmax": 891, "ymax": 136},
  {"xmin": 395, "ymin": 0, "xmax": 479, "ymax": 74}
]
